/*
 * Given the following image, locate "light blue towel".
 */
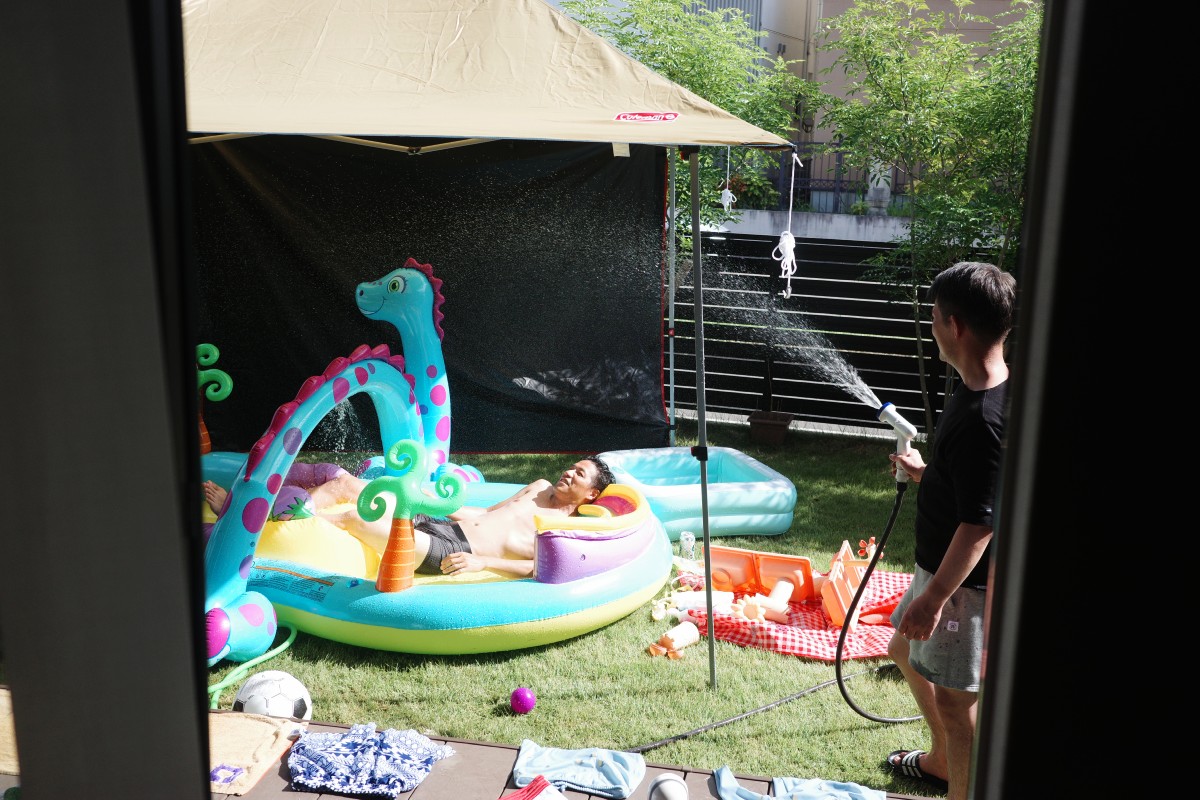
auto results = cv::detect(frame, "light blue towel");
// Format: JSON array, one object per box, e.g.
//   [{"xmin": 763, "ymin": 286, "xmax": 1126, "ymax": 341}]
[
  {"xmin": 714, "ymin": 765, "xmax": 886, "ymax": 800},
  {"xmin": 512, "ymin": 739, "xmax": 646, "ymax": 799}
]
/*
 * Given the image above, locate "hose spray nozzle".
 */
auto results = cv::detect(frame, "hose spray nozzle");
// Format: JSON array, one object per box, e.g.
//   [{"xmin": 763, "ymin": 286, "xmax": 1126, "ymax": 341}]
[{"xmin": 877, "ymin": 402, "xmax": 918, "ymax": 483}]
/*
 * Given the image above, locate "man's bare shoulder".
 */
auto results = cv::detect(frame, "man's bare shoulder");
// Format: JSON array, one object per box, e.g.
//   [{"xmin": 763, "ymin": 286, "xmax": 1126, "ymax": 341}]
[
  {"xmin": 503, "ymin": 479, "xmax": 552, "ymax": 504},
  {"xmin": 517, "ymin": 479, "xmax": 552, "ymax": 496},
  {"xmin": 519, "ymin": 479, "xmax": 566, "ymax": 510}
]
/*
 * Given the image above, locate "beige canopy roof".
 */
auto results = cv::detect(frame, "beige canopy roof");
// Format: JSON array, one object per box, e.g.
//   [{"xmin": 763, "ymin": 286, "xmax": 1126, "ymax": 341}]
[{"xmin": 181, "ymin": 0, "xmax": 789, "ymax": 149}]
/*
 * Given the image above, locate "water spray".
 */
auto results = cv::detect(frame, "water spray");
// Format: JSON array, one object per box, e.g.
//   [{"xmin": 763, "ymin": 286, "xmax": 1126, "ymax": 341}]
[{"xmin": 876, "ymin": 402, "xmax": 918, "ymax": 483}]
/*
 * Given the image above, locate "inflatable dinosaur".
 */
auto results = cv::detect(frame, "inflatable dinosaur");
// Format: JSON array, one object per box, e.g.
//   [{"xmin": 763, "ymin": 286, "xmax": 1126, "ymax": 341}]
[
  {"xmin": 204, "ymin": 259, "xmax": 478, "ymax": 666},
  {"xmin": 355, "ymin": 258, "xmax": 452, "ymax": 469}
]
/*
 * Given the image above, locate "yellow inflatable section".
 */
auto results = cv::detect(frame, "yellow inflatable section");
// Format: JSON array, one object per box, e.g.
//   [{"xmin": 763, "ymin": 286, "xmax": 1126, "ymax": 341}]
[{"xmin": 203, "ymin": 502, "xmax": 380, "ymax": 580}]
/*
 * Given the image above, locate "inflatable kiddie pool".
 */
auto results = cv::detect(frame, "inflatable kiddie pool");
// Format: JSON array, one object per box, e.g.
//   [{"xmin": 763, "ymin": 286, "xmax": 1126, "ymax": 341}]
[
  {"xmin": 204, "ymin": 428, "xmax": 671, "ymax": 661},
  {"xmin": 241, "ymin": 482, "xmax": 672, "ymax": 656},
  {"xmin": 596, "ymin": 446, "xmax": 797, "ymax": 541}
]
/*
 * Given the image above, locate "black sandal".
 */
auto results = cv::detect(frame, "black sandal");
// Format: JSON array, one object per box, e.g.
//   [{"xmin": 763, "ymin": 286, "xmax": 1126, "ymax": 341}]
[{"xmin": 886, "ymin": 749, "xmax": 949, "ymax": 792}]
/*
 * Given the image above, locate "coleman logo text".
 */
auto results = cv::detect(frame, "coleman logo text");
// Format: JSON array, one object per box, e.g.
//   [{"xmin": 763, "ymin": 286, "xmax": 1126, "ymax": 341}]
[{"xmin": 614, "ymin": 112, "xmax": 680, "ymax": 123}]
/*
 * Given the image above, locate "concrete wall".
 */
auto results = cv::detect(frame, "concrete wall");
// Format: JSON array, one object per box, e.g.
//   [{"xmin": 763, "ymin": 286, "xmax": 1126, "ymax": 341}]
[
  {"xmin": 759, "ymin": 0, "xmax": 814, "ymax": 67},
  {"xmin": 716, "ymin": 208, "xmax": 908, "ymax": 243}
]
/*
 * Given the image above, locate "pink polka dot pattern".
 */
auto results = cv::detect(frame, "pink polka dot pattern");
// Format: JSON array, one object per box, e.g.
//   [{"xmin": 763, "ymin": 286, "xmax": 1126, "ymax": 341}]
[
  {"xmin": 430, "ymin": 384, "xmax": 447, "ymax": 406},
  {"xmin": 242, "ymin": 497, "xmax": 269, "ymax": 533},
  {"xmin": 239, "ymin": 602, "xmax": 266, "ymax": 627},
  {"xmin": 267, "ymin": 473, "xmax": 283, "ymax": 494},
  {"xmin": 435, "ymin": 416, "xmax": 451, "ymax": 442},
  {"xmin": 426, "ymin": 364, "xmax": 438, "ymax": 378},
  {"xmin": 332, "ymin": 376, "xmax": 350, "ymax": 403},
  {"xmin": 355, "ymin": 366, "xmax": 369, "ymax": 385}
]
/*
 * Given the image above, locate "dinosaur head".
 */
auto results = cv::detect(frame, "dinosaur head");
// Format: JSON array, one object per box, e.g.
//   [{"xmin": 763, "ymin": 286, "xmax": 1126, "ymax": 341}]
[{"xmin": 356, "ymin": 257, "xmax": 446, "ymax": 340}]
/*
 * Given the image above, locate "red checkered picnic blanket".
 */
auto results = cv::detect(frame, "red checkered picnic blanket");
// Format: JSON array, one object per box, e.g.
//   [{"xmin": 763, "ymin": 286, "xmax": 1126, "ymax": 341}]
[{"xmin": 677, "ymin": 568, "xmax": 912, "ymax": 661}]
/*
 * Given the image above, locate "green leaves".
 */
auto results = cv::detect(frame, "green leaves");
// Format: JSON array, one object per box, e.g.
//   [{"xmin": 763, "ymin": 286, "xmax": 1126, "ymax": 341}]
[
  {"xmin": 357, "ymin": 439, "xmax": 465, "ymax": 522},
  {"xmin": 800, "ymin": 1, "xmax": 1041, "ymax": 433},
  {"xmin": 561, "ymin": 0, "xmax": 805, "ymax": 229}
]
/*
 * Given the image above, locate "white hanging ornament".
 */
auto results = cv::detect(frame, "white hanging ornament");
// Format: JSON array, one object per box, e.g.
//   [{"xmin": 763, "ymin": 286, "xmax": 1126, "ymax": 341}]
[
  {"xmin": 719, "ymin": 145, "xmax": 736, "ymax": 214},
  {"xmin": 772, "ymin": 151, "xmax": 804, "ymax": 299},
  {"xmin": 772, "ymin": 230, "xmax": 797, "ymax": 299},
  {"xmin": 720, "ymin": 187, "xmax": 737, "ymax": 214}
]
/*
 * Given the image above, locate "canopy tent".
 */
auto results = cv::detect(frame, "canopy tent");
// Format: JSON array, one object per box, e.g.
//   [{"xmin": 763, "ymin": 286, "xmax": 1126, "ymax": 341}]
[
  {"xmin": 182, "ymin": 0, "xmax": 787, "ymax": 149},
  {"xmin": 182, "ymin": 0, "xmax": 791, "ymax": 685}
]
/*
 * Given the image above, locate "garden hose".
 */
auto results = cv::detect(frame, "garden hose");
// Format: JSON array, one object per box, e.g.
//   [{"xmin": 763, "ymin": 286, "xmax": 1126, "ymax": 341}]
[
  {"xmin": 832, "ymin": 481, "xmax": 921, "ymax": 724},
  {"xmin": 207, "ymin": 626, "xmax": 299, "ymax": 709},
  {"xmin": 627, "ymin": 663, "xmax": 887, "ymax": 754}
]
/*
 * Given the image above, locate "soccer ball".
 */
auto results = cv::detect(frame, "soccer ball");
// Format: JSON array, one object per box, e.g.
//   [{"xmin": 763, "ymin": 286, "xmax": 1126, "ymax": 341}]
[{"xmin": 232, "ymin": 670, "xmax": 313, "ymax": 720}]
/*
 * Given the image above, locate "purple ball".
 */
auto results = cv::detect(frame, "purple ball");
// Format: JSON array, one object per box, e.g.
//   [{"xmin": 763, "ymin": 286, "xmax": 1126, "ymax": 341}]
[{"xmin": 510, "ymin": 687, "xmax": 536, "ymax": 714}]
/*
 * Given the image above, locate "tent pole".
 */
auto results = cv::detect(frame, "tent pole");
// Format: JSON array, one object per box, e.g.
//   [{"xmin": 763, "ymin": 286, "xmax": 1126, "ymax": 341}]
[
  {"xmin": 667, "ymin": 148, "xmax": 677, "ymax": 446},
  {"xmin": 687, "ymin": 149, "xmax": 717, "ymax": 690}
]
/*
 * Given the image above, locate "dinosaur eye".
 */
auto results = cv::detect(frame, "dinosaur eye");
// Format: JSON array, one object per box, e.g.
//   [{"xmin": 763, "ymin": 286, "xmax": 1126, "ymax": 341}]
[{"xmin": 387, "ymin": 277, "xmax": 404, "ymax": 293}]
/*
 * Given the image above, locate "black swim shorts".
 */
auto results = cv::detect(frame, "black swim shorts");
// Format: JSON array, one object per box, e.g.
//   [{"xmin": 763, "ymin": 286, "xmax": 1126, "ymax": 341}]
[{"xmin": 413, "ymin": 514, "xmax": 471, "ymax": 574}]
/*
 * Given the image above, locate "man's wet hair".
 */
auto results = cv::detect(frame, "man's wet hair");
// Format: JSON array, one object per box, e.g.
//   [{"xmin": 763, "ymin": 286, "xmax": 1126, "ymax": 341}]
[{"xmin": 583, "ymin": 455, "xmax": 615, "ymax": 493}]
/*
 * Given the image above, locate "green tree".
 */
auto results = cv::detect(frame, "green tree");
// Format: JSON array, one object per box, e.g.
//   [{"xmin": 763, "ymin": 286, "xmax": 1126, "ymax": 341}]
[
  {"xmin": 797, "ymin": 0, "xmax": 1042, "ymax": 433},
  {"xmin": 561, "ymin": 0, "xmax": 804, "ymax": 244}
]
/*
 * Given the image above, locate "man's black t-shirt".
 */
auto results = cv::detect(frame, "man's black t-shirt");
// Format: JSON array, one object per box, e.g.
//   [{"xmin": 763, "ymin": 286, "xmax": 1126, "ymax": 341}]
[{"xmin": 913, "ymin": 380, "xmax": 1008, "ymax": 589}]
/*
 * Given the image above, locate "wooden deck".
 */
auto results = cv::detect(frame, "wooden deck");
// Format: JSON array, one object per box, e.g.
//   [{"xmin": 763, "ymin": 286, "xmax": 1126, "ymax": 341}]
[{"xmin": 0, "ymin": 716, "xmax": 934, "ymax": 800}]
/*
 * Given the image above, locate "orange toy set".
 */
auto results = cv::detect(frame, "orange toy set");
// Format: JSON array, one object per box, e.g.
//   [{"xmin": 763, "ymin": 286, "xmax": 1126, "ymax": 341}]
[{"xmin": 703, "ymin": 539, "xmax": 879, "ymax": 633}]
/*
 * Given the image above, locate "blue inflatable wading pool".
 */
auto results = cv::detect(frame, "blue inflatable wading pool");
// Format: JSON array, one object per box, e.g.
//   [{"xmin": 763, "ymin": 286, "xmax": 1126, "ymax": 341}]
[{"xmin": 597, "ymin": 446, "xmax": 797, "ymax": 541}]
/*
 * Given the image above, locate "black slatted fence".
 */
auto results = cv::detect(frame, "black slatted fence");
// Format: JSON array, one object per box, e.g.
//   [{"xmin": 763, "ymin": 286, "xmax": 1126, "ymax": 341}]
[{"xmin": 664, "ymin": 232, "xmax": 947, "ymax": 436}]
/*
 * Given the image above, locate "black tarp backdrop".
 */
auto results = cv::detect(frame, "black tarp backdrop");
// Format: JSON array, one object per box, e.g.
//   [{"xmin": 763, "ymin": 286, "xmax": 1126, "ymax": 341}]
[{"xmin": 192, "ymin": 136, "xmax": 671, "ymax": 455}]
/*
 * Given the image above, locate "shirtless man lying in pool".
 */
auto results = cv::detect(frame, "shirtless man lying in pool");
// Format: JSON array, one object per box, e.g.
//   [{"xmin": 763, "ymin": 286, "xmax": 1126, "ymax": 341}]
[{"xmin": 202, "ymin": 456, "xmax": 615, "ymax": 579}]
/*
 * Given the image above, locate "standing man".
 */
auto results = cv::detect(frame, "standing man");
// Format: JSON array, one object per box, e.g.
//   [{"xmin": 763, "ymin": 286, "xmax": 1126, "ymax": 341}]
[{"xmin": 884, "ymin": 261, "xmax": 1016, "ymax": 800}]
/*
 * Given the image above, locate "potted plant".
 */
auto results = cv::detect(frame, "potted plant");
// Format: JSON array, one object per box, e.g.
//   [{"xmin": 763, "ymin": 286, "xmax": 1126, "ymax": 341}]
[{"xmin": 747, "ymin": 355, "xmax": 793, "ymax": 445}]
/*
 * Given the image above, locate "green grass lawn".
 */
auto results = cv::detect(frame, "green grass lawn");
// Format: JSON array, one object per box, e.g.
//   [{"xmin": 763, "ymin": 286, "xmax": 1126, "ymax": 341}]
[{"xmin": 206, "ymin": 417, "xmax": 940, "ymax": 796}]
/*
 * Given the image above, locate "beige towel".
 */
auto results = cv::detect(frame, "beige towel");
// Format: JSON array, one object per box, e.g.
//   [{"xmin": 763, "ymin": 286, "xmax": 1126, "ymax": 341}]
[
  {"xmin": 0, "ymin": 688, "xmax": 17, "ymax": 775},
  {"xmin": 209, "ymin": 711, "xmax": 303, "ymax": 795}
]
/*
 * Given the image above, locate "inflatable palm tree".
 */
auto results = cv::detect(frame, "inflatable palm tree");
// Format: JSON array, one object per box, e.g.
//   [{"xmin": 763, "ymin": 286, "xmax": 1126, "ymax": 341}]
[
  {"xmin": 196, "ymin": 343, "xmax": 233, "ymax": 454},
  {"xmin": 358, "ymin": 439, "xmax": 465, "ymax": 592}
]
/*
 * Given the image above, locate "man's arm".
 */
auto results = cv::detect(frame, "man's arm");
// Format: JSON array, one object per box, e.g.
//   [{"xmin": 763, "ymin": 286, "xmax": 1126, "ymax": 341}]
[
  {"xmin": 926, "ymin": 523, "xmax": 991, "ymax": 600},
  {"xmin": 897, "ymin": 522, "xmax": 992, "ymax": 640},
  {"xmin": 439, "ymin": 551, "xmax": 534, "ymax": 578}
]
